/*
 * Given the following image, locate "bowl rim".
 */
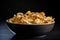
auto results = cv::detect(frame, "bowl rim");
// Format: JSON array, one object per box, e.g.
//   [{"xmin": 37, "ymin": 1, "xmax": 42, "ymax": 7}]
[{"xmin": 6, "ymin": 20, "xmax": 55, "ymax": 25}]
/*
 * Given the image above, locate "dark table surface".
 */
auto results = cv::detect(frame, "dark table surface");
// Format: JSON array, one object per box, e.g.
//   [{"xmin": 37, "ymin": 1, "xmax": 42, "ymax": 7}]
[{"xmin": 0, "ymin": 21, "xmax": 60, "ymax": 40}]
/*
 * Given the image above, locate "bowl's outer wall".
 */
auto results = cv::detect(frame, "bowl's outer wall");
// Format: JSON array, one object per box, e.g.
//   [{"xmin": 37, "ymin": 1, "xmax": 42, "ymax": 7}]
[{"xmin": 6, "ymin": 22, "xmax": 54, "ymax": 36}]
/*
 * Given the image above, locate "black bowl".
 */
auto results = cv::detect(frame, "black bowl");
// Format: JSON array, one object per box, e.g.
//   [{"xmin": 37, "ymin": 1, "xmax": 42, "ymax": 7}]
[{"xmin": 6, "ymin": 20, "xmax": 55, "ymax": 38}]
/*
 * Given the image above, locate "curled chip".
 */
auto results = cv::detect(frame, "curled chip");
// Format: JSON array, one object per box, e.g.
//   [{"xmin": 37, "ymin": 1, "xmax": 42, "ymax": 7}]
[{"xmin": 8, "ymin": 11, "xmax": 55, "ymax": 24}]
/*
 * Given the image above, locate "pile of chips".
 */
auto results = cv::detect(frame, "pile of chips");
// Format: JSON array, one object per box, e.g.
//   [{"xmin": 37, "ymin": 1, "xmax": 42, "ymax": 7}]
[{"xmin": 8, "ymin": 11, "xmax": 55, "ymax": 24}]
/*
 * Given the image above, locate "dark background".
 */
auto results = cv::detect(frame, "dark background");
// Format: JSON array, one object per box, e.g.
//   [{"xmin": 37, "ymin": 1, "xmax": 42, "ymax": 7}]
[
  {"xmin": 0, "ymin": 0, "xmax": 60, "ymax": 24},
  {"xmin": 0, "ymin": 0, "xmax": 60, "ymax": 40}
]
